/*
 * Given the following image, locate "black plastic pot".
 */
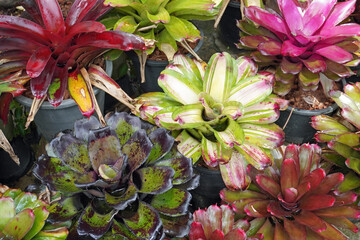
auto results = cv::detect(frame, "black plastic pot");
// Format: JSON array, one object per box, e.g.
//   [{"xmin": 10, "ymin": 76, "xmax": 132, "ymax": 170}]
[
  {"xmin": 0, "ymin": 137, "xmax": 33, "ymax": 183},
  {"xmin": 276, "ymin": 104, "xmax": 338, "ymax": 144},
  {"xmin": 276, "ymin": 79, "xmax": 346, "ymax": 144},
  {"xmin": 128, "ymin": 29, "xmax": 205, "ymax": 93},
  {"xmin": 218, "ymin": 1, "xmax": 241, "ymax": 47},
  {"xmin": 190, "ymin": 165, "xmax": 226, "ymax": 210}
]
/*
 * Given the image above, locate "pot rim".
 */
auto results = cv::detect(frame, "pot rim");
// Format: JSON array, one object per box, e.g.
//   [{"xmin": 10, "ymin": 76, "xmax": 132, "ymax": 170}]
[
  {"xmin": 228, "ymin": 0, "xmax": 240, "ymax": 8},
  {"xmin": 282, "ymin": 78, "xmax": 346, "ymax": 116}
]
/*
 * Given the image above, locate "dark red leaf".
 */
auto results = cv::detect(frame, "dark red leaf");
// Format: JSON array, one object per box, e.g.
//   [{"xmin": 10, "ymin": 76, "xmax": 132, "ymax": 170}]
[
  {"xmin": 314, "ymin": 206, "xmax": 360, "ymax": 219},
  {"xmin": 283, "ymin": 218, "xmax": 306, "ymax": 240},
  {"xmin": 280, "ymin": 159, "xmax": 299, "ymax": 195},
  {"xmin": 0, "ymin": 61, "xmax": 27, "ymax": 75},
  {"xmin": 0, "ymin": 38, "xmax": 40, "ymax": 52},
  {"xmin": 0, "ymin": 93, "xmax": 13, "ymax": 124},
  {"xmin": 314, "ymin": 173, "xmax": 344, "ymax": 195},
  {"xmin": 333, "ymin": 191, "xmax": 358, "ymax": 206},
  {"xmin": 30, "ymin": 58, "xmax": 56, "ymax": 98},
  {"xmin": 35, "ymin": 0, "xmax": 65, "ymax": 35},
  {"xmin": 0, "ymin": 28, "xmax": 49, "ymax": 45},
  {"xmin": 0, "ymin": 15, "xmax": 48, "ymax": 40},
  {"xmin": 21, "ymin": 0, "xmax": 44, "ymax": 26},
  {"xmin": 74, "ymin": 31, "xmax": 146, "ymax": 51},
  {"xmin": 256, "ymin": 174, "xmax": 281, "ymax": 198},
  {"xmin": 82, "ymin": 0, "xmax": 111, "ymax": 22},
  {"xmin": 299, "ymin": 194, "xmax": 335, "ymax": 210},
  {"xmin": 300, "ymin": 168, "xmax": 326, "ymax": 194},
  {"xmin": 0, "ymin": 50, "xmax": 31, "ymax": 62},
  {"xmin": 26, "ymin": 46, "xmax": 52, "ymax": 78},
  {"xmin": 293, "ymin": 210, "xmax": 326, "ymax": 232},
  {"xmin": 267, "ymin": 201, "xmax": 290, "ymax": 218},
  {"xmin": 47, "ymin": 66, "xmax": 68, "ymax": 107},
  {"xmin": 65, "ymin": 0, "xmax": 98, "ymax": 28},
  {"xmin": 66, "ymin": 21, "xmax": 105, "ymax": 40}
]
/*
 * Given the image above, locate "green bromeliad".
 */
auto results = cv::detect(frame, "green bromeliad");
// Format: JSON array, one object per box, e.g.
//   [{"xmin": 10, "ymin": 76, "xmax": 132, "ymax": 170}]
[
  {"xmin": 312, "ymin": 82, "xmax": 360, "ymax": 193},
  {"xmin": 133, "ymin": 52, "xmax": 286, "ymax": 190}
]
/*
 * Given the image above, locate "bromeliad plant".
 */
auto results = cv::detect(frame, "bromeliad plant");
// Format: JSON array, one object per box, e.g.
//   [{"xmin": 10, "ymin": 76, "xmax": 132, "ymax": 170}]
[
  {"xmin": 189, "ymin": 204, "xmax": 263, "ymax": 240},
  {"xmin": 0, "ymin": 186, "xmax": 69, "ymax": 239},
  {"xmin": 33, "ymin": 112, "xmax": 197, "ymax": 239},
  {"xmin": 133, "ymin": 52, "xmax": 285, "ymax": 190},
  {"xmin": 221, "ymin": 144, "xmax": 360, "ymax": 239},
  {"xmin": 312, "ymin": 82, "xmax": 360, "ymax": 193},
  {"xmin": 100, "ymin": 0, "xmax": 220, "ymax": 83},
  {"xmin": 238, "ymin": 0, "xmax": 360, "ymax": 96},
  {"xmin": 0, "ymin": 0, "xmax": 147, "ymax": 126}
]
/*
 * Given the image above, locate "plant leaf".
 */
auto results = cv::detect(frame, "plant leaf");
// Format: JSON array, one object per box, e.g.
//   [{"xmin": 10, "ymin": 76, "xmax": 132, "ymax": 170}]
[
  {"xmin": 2, "ymin": 209, "xmax": 35, "ymax": 239},
  {"xmin": 123, "ymin": 201, "xmax": 162, "ymax": 240}
]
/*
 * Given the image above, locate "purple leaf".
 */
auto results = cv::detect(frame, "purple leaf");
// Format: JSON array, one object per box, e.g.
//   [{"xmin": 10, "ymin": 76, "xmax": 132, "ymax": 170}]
[
  {"xmin": 0, "ymin": 93, "xmax": 13, "ymax": 124},
  {"xmin": 88, "ymin": 126, "xmax": 124, "ymax": 174},
  {"xmin": 122, "ymin": 129, "xmax": 153, "ymax": 173},
  {"xmin": 21, "ymin": 0, "xmax": 44, "ymax": 26}
]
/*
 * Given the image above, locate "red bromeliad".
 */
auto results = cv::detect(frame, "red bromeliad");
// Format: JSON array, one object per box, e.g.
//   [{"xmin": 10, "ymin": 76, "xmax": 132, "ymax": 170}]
[
  {"xmin": 238, "ymin": 0, "xmax": 360, "ymax": 96},
  {"xmin": 221, "ymin": 144, "xmax": 360, "ymax": 239},
  {"xmin": 0, "ymin": 0, "xmax": 146, "ymax": 123}
]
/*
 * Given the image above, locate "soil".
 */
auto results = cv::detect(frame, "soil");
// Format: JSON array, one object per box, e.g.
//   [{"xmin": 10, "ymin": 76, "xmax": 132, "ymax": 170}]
[
  {"xmin": 284, "ymin": 81, "xmax": 342, "ymax": 110},
  {"xmin": 147, "ymin": 40, "xmax": 199, "ymax": 61}
]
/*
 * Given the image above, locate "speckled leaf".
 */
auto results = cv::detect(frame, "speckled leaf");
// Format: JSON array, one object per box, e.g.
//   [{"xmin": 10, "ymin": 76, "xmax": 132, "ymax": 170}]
[
  {"xmin": 134, "ymin": 166, "xmax": 175, "ymax": 194},
  {"xmin": 112, "ymin": 219, "xmax": 138, "ymax": 240},
  {"xmin": 160, "ymin": 213, "xmax": 190, "ymax": 238},
  {"xmin": 146, "ymin": 128, "xmax": 174, "ymax": 164},
  {"xmin": 77, "ymin": 203, "xmax": 117, "ymax": 239},
  {"xmin": 74, "ymin": 116, "xmax": 101, "ymax": 141},
  {"xmin": 47, "ymin": 196, "xmax": 83, "ymax": 222},
  {"xmin": 50, "ymin": 133, "xmax": 91, "ymax": 174},
  {"xmin": 105, "ymin": 183, "xmax": 138, "ymax": 210},
  {"xmin": 155, "ymin": 155, "xmax": 193, "ymax": 185},
  {"xmin": 23, "ymin": 206, "xmax": 49, "ymax": 240},
  {"xmin": 123, "ymin": 201, "xmax": 162, "ymax": 240},
  {"xmin": 122, "ymin": 129, "xmax": 153, "ymax": 173},
  {"xmin": 0, "ymin": 197, "xmax": 15, "ymax": 229},
  {"xmin": 220, "ymin": 151, "xmax": 251, "ymax": 191},
  {"xmin": 150, "ymin": 188, "xmax": 190, "ymax": 216},
  {"xmin": 88, "ymin": 127, "xmax": 124, "ymax": 174},
  {"xmin": 175, "ymin": 130, "xmax": 202, "ymax": 163},
  {"xmin": 33, "ymin": 155, "xmax": 82, "ymax": 193},
  {"xmin": 2, "ymin": 209, "xmax": 35, "ymax": 239},
  {"xmin": 106, "ymin": 112, "xmax": 142, "ymax": 146},
  {"xmin": 31, "ymin": 227, "xmax": 69, "ymax": 239}
]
